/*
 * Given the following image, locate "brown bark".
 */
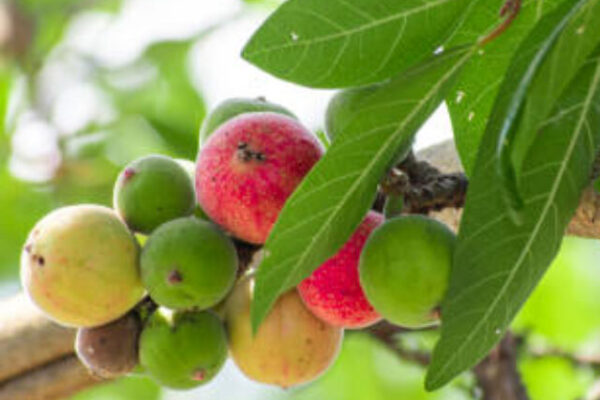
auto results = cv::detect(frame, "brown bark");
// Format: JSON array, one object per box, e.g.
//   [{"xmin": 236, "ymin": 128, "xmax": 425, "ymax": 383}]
[
  {"xmin": 0, "ymin": 356, "xmax": 100, "ymax": 400},
  {"xmin": 473, "ymin": 334, "xmax": 528, "ymax": 400}
]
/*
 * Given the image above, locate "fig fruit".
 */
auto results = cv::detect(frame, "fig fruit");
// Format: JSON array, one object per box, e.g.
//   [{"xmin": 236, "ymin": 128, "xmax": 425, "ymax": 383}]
[
  {"xmin": 196, "ymin": 112, "xmax": 323, "ymax": 244},
  {"xmin": 359, "ymin": 215, "xmax": 455, "ymax": 328},
  {"xmin": 114, "ymin": 155, "xmax": 195, "ymax": 234},
  {"xmin": 225, "ymin": 277, "xmax": 343, "ymax": 388},
  {"xmin": 297, "ymin": 211, "xmax": 383, "ymax": 328},
  {"xmin": 75, "ymin": 311, "xmax": 141, "ymax": 378},
  {"xmin": 20, "ymin": 205, "xmax": 144, "ymax": 327},
  {"xmin": 139, "ymin": 309, "xmax": 227, "ymax": 389},
  {"xmin": 141, "ymin": 217, "xmax": 238, "ymax": 310}
]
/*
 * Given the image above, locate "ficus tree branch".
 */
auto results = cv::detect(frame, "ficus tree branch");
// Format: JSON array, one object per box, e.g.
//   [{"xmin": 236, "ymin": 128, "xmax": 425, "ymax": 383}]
[{"xmin": 3, "ymin": 139, "xmax": 600, "ymax": 399}]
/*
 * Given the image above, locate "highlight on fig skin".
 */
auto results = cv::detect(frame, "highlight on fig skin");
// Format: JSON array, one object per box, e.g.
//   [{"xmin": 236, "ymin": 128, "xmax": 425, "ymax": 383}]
[{"xmin": 75, "ymin": 311, "xmax": 142, "ymax": 379}]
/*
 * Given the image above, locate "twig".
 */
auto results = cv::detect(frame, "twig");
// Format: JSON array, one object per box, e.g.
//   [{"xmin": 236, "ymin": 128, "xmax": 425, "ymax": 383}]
[
  {"xmin": 366, "ymin": 321, "xmax": 431, "ymax": 366},
  {"xmin": 0, "ymin": 356, "xmax": 102, "ymax": 400},
  {"xmin": 473, "ymin": 333, "xmax": 529, "ymax": 400},
  {"xmin": 381, "ymin": 151, "xmax": 468, "ymax": 214},
  {"xmin": 479, "ymin": 0, "xmax": 523, "ymax": 46}
]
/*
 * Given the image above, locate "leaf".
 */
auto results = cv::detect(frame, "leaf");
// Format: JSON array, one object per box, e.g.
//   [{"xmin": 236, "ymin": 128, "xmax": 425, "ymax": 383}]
[
  {"xmin": 447, "ymin": 0, "xmax": 565, "ymax": 174},
  {"xmin": 242, "ymin": 0, "xmax": 472, "ymax": 88},
  {"xmin": 425, "ymin": 51, "xmax": 600, "ymax": 390},
  {"xmin": 512, "ymin": 0, "xmax": 600, "ymax": 173},
  {"xmin": 251, "ymin": 46, "xmax": 475, "ymax": 331},
  {"xmin": 493, "ymin": 0, "xmax": 597, "ymax": 206}
]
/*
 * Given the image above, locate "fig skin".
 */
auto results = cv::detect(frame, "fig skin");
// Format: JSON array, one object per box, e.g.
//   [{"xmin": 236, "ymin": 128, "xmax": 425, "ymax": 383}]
[
  {"xmin": 75, "ymin": 311, "xmax": 142, "ymax": 379},
  {"xmin": 20, "ymin": 205, "xmax": 144, "ymax": 328},
  {"xmin": 113, "ymin": 155, "xmax": 195, "ymax": 234},
  {"xmin": 297, "ymin": 211, "xmax": 383, "ymax": 329},
  {"xmin": 195, "ymin": 112, "xmax": 323, "ymax": 244},
  {"xmin": 141, "ymin": 217, "xmax": 238, "ymax": 310},
  {"xmin": 359, "ymin": 215, "xmax": 455, "ymax": 328},
  {"xmin": 139, "ymin": 309, "xmax": 228, "ymax": 390},
  {"xmin": 225, "ymin": 277, "xmax": 343, "ymax": 388},
  {"xmin": 199, "ymin": 97, "xmax": 296, "ymax": 145}
]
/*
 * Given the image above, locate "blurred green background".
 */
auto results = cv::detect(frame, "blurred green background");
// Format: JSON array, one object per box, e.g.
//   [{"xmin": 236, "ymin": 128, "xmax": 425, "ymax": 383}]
[{"xmin": 2, "ymin": 1, "xmax": 600, "ymax": 399}]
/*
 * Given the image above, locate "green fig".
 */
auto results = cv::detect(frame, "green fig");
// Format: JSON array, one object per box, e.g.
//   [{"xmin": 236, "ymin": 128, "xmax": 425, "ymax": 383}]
[
  {"xmin": 139, "ymin": 309, "xmax": 227, "ymax": 389},
  {"xmin": 359, "ymin": 215, "xmax": 455, "ymax": 328},
  {"xmin": 225, "ymin": 277, "xmax": 343, "ymax": 388},
  {"xmin": 113, "ymin": 155, "xmax": 195, "ymax": 234},
  {"xmin": 141, "ymin": 217, "xmax": 238, "ymax": 310},
  {"xmin": 199, "ymin": 97, "xmax": 296, "ymax": 145},
  {"xmin": 75, "ymin": 311, "xmax": 142, "ymax": 378},
  {"xmin": 20, "ymin": 205, "xmax": 144, "ymax": 327}
]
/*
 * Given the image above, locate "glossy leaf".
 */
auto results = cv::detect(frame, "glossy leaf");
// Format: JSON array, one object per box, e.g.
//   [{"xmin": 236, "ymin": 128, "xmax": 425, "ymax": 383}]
[
  {"xmin": 512, "ymin": 0, "xmax": 600, "ymax": 174},
  {"xmin": 447, "ymin": 0, "xmax": 564, "ymax": 174},
  {"xmin": 242, "ymin": 0, "xmax": 471, "ymax": 88},
  {"xmin": 426, "ymin": 52, "xmax": 600, "ymax": 390},
  {"xmin": 251, "ymin": 46, "xmax": 475, "ymax": 331},
  {"xmin": 492, "ymin": 0, "xmax": 595, "ymax": 206}
]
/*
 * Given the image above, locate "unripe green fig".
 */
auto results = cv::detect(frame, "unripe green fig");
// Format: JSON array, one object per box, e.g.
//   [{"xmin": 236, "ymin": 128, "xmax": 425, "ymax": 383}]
[
  {"xmin": 75, "ymin": 311, "xmax": 142, "ymax": 379},
  {"xmin": 139, "ymin": 309, "xmax": 227, "ymax": 389},
  {"xmin": 225, "ymin": 277, "xmax": 343, "ymax": 388},
  {"xmin": 114, "ymin": 155, "xmax": 195, "ymax": 234},
  {"xmin": 199, "ymin": 97, "xmax": 296, "ymax": 145},
  {"xmin": 20, "ymin": 205, "xmax": 144, "ymax": 327},
  {"xmin": 359, "ymin": 215, "xmax": 455, "ymax": 328},
  {"xmin": 141, "ymin": 217, "xmax": 238, "ymax": 310}
]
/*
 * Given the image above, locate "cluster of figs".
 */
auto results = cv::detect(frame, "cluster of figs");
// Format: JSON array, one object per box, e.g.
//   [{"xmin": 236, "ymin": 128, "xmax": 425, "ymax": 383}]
[{"xmin": 20, "ymin": 96, "xmax": 456, "ymax": 390}]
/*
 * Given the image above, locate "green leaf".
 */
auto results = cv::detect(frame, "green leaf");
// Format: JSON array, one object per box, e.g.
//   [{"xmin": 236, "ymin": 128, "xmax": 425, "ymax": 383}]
[
  {"xmin": 447, "ymin": 0, "xmax": 564, "ymax": 174},
  {"xmin": 493, "ymin": 0, "xmax": 596, "ymax": 207},
  {"xmin": 251, "ymin": 46, "xmax": 475, "ymax": 332},
  {"xmin": 511, "ymin": 0, "xmax": 600, "ymax": 174},
  {"xmin": 426, "ymin": 52, "xmax": 600, "ymax": 390},
  {"xmin": 242, "ymin": 0, "xmax": 472, "ymax": 88}
]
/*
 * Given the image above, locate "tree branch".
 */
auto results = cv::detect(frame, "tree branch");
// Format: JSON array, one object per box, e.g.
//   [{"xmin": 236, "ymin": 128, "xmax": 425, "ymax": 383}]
[{"xmin": 473, "ymin": 334, "xmax": 528, "ymax": 400}]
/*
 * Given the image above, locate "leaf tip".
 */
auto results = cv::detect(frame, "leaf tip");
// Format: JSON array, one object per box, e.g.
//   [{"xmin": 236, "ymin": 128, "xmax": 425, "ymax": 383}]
[{"xmin": 424, "ymin": 367, "xmax": 446, "ymax": 392}]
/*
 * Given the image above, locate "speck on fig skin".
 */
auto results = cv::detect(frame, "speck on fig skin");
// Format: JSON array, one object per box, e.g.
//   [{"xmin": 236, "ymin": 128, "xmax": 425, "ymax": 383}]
[
  {"xmin": 192, "ymin": 369, "xmax": 206, "ymax": 382},
  {"xmin": 167, "ymin": 269, "xmax": 183, "ymax": 285},
  {"xmin": 123, "ymin": 167, "xmax": 137, "ymax": 181}
]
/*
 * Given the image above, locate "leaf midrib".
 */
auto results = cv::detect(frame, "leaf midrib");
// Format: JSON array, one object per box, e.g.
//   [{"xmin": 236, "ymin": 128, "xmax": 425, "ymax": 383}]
[
  {"xmin": 263, "ymin": 47, "xmax": 475, "ymax": 296},
  {"xmin": 244, "ymin": 0, "xmax": 458, "ymax": 57},
  {"xmin": 430, "ymin": 57, "xmax": 600, "ymax": 387}
]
